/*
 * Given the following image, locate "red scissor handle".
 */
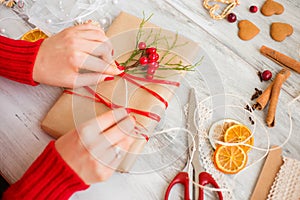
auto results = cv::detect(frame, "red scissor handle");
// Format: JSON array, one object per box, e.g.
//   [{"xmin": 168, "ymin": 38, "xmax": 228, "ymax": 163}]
[
  {"xmin": 198, "ymin": 172, "xmax": 223, "ymax": 200},
  {"xmin": 164, "ymin": 172, "xmax": 190, "ymax": 200}
]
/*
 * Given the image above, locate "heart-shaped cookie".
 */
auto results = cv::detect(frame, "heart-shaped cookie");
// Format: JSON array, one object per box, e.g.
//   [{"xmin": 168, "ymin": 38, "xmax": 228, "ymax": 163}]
[
  {"xmin": 261, "ymin": 0, "xmax": 284, "ymax": 16},
  {"xmin": 270, "ymin": 23, "xmax": 293, "ymax": 42},
  {"xmin": 238, "ymin": 20, "xmax": 260, "ymax": 41}
]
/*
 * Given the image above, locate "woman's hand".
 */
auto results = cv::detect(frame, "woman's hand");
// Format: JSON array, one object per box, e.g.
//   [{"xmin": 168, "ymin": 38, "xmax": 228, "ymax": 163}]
[
  {"xmin": 55, "ymin": 108, "xmax": 136, "ymax": 184},
  {"xmin": 33, "ymin": 22, "xmax": 122, "ymax": 88}
]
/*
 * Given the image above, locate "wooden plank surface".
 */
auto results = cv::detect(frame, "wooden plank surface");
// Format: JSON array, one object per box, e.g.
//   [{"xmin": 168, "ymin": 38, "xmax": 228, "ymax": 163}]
[{"xmin": 0, "ymin": 0, "xmax": 299, "ymax": 199}]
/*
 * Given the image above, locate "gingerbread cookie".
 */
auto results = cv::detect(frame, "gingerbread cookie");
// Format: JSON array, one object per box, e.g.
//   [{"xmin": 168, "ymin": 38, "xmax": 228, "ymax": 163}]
[
  {"xmin": 270, "ymin": 22, "xmax": 293, "ymax": 42},
  {"xmin": 238, "ymin": 20, "xmax": 260, "ymax": 41},
  {"xmin": 261, "ymin": 0, "xmax": 284, "ymax": 16}
]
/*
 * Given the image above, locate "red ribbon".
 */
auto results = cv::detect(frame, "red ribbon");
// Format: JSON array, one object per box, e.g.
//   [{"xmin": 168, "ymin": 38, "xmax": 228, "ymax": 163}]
[
  {"xmin": 64, "ymin": 63, "xmax": 180, "ymax": 140},
  {"xmin": 64, "ymin": 87, "xmax": 161, "ymax": 122},
  {"xmin": 118, "ymin": 72, "xmax": 169, "ymax": 108},
  {"xmin": 120, "ymin": 72, "xmax": 180, "ymax": 87}
]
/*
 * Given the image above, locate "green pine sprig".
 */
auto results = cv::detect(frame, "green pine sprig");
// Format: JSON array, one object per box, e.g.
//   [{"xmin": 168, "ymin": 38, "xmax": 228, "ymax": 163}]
[{"xmin": 121, "ymin": 13, "xmax": 203, "ymax": 76}]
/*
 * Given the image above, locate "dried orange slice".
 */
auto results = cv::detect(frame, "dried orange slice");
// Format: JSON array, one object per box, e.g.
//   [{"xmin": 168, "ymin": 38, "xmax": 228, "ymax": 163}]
[
  {"xmin": 21, "ymin": 29, "xmax": 48, "ymax": 42},
  {"xmin": 213, "ymin": 145, "xmax": 248, "ymax": 174},
  {"xmin": 224, "ymin": 124, "xmax": 254, "ymax": 153},
  {"xmin": 208, "ymin": 119, "xmax": 240, "ymax": 149}
]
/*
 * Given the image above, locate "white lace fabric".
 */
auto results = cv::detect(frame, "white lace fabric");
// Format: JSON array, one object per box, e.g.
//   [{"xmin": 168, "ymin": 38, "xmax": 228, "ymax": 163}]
[
  {"xmin": 196, "ymin": 103, "xmax": 234, "ymax": 200},
  {"xmin": 267, "ymin": 156, "xmax": 300, "ymax": 200}
]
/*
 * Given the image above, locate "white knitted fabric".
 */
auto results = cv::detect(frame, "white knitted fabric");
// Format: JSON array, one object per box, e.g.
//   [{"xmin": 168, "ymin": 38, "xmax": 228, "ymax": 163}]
[
  {"xmin": 195, "ymin": 103, "xmax": 234, "ymax": 200},
  {"xmin": 267, "ymin": 156, "xmax": 300, "ymax": 200}
]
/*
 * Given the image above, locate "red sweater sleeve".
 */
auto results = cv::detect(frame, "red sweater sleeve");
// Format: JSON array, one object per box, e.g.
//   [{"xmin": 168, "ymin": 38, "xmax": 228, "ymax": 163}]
[
  {"xmin": 3, "ymin": 141, "xmax": 89, "ymax": 200},
  {"xmin": 0, "ymin": 35, "xmax": 43, "ymax": 86}
]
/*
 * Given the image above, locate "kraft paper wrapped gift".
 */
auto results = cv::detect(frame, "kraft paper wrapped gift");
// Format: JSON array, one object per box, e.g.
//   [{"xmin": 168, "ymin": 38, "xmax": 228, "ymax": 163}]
[{"xmin": 41, "ymin": 12, "xmax": 201, "ymax": 171}]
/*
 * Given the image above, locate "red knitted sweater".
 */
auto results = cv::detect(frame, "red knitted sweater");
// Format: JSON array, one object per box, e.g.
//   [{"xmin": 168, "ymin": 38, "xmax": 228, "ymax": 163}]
[
  {"xmin": 0, "ymin": 35, "xmax": 41, "ymax": 85},
  {"xmin": 0, "ymin": 35, "xmax": 89, "ymax": 199}
]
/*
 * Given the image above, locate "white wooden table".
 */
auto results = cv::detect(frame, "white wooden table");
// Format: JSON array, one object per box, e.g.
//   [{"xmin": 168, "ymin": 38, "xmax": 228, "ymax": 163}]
[{"xmin": 1, "ymin": 0, "xmax": 300, "ymax": 199}]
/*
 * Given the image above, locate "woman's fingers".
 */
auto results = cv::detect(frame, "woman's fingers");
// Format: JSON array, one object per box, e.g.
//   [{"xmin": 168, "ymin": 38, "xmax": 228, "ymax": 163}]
[
  {"xmin": 78, "ymin": 29, "xmax": 109, "ymax": 43},
  {"xmin": 62, "ymin": 40, "xmax": 119, "ymax": 76},
  {"xmin": 73, "ymin": 22, "xmax": 105, "ymax": 34},
  {"xmin": 91, "ymin": 136, "xmax": 135, "ymax": 181},
  {"xmin": 89, "ymin": 124, "xmax": 135, "ymax": 168},
  {"xmin": 33, "ymin": 20, "xmax": 120, "ymax": 88},
  {"xmin": 77, "ymin": 108, "xmax": 128, "ymax": 145},
  {"xmin": 73, "ymin": 73, "xmax": 114, "ymax": 88},
  {"xmin": 74, "ymin": 23, "xmax": 114, "ymax": 59},
  {"xmin": 89, "ymin": 40, "xmax": 114, "ymax": 63},
  {"xmin": 81, "ymin": 55, "xmax": 121, "ymax": 75},
  {"xmin": 71, "ymin": 26, "xmax": 119, "ymax": 75},
  {"xmin": 102, "ymin": 116, "xmax": 135, "ymax": 145},
  {"xmin": 67, "ymin": 24, "xmax": 120, "ymax": 76},
  {"xmin": 72, "ymin": 39, "xmax": 113, "ymax": 59},
  {"xmin": 108, "ymin": 139, "xmax": 135, "ymax": 170},
  {"xmin": 97, "ymin": 109, "xmax": 131, "ymax": 133},
  {"xmin": 94, "ymin": 146, "xmax": 124, "ymax": 166},
  {"xmin": 96, "ymin": 138, "xmax": 134, "ymax": 169},
  {"xmin": 88, "ymin": 116, "xmax": 135, "ymax": 156},
  {"xmin": 82, "ymin": 108, "xmax": 129, "ymax": 133},
  {"xmin": 55, "ymin": 108, "xmax": 136, "ymax": 184}
]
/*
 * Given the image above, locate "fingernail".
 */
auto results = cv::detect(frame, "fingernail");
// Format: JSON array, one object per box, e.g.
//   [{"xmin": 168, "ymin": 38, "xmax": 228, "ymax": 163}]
[
  {"xmin": 131, "ymin": 115, "xmax": 136, "ymax": 121},
  {"xmin": 114, "ymin": 60, "xmax": 125, "ymax": 71},
  {"xmin": 117, "ymin": 65, "xmax": 125, "ymax": 71},
  {"xmin": 104, "ymin": 76, "xmax": 114, "ymax": 81}
]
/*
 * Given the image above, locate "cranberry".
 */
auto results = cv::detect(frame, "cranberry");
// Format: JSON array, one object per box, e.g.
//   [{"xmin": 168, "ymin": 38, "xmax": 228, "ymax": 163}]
[
  {"xmin": 139, "ymin": 56, "xmax": 148, "ymax": 65},
  {"xmin": 261, "ymin": 70, "xmax": 272, "ymax": 81},
  {"xmin": 147, "ymin": 67, "xmax": 156, "ymax": 75},
  {"xmin": 227, "ymin": 13, "xmax": 237, "ymax": 23},
  {"xmin": 146, "ymin": 47, "xmax": 156, "ymax": 54},
  {"xmin": 148, "ymin": 53, "xmax": 159, "ymax": 62},
  {"xmin": 138, "ymin": 42, "xmax": 146, "ymax": 50},
  {"xmin": 146, "ymin": 74, "xmax": 154, "ymax": 80},
  {"xmin": 249, "ymin": 5, "xmax": 258, "ymax": 13},
  {"xmin": 148, "ymin": 61, "xmax": 159, "ymax": 69}
]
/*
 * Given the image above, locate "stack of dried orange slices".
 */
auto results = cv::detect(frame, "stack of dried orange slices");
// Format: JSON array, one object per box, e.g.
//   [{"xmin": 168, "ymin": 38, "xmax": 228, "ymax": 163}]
[
  {"xmin": 21, "ymin": 29, "xmax": 48, "ymax": 42},
  {"xmin": 209, "ymin": 119, "xmax": 254, "ymax": 174}
]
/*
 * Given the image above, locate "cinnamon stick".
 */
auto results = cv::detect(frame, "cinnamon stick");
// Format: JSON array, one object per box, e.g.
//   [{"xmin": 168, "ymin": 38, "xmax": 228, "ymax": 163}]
[
  {"xmin": 260, "ymin": 45, "xmax": 300, "ymax": 74},
  {"xmin": 266, "ymin": 69, "xmax": 291, "ymax": 127},
  {"xmin": 253, "ymin": 83, "xmax": 272, "ymax": 110},
  {"xmin": 253, "ymin": 69, "xmax": 290, "ymax": 110}
]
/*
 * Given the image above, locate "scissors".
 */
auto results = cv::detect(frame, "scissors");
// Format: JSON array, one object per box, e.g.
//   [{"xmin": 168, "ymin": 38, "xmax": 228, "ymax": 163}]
[{"xmin": 164, "ymin": 88, "xmax": 223, "ymax": 200}]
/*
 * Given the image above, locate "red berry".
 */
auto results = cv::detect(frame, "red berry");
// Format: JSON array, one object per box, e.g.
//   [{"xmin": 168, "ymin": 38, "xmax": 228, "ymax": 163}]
[
  {"xmin": 227, "ymin": 13, "xmax": 237, "ymax": 23},
  {"xmin": 138, "ymin": 42, "xmax": 146, "ymax": 50},
  {"xmin": 261, "ymin": 70, "xmax": 272, "ymax": 81},
  {"xmin": 139, "ymin": 56, "xmax": 148, "ymax": 65},
  {"xmin": 146, "ymin": 47, "xmax": 156, "ymax": 54},
  {"xmin": 148, "ymin": 53, "xmax": 159, "ymax": 62},
  {"xmin": 146, "ymin": 74, "xmax": 154, "ymax": 80},
  {"xmin": 249, "ymin": 5, "xmax": 258, "ymax": 13},
  {"xmin": 147, "ymin": 67, "xmax": 156, "ymax": 75},
  {"xmin": 148, "ymin": 61, "xmax": 159, "ymax": 69}
]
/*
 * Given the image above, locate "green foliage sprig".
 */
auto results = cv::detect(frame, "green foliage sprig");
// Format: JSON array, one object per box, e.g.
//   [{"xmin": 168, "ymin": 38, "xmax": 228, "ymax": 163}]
[{"xmin": 121, "ymin": 13, "xmax": 203, "ymax": 77}]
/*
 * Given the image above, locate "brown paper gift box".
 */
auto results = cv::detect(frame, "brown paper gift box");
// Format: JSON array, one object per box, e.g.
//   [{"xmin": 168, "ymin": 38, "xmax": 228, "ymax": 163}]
[
  {"xmin": 41, "ymin": 12, "xmax": 201, "ymax": 172},
  {"xmin": 250, "ymin": 146, "xmax": 283, "ymax": 200}
]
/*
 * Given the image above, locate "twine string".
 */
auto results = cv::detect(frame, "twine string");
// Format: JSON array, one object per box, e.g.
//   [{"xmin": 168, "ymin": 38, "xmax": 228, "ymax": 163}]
[
  {"xmin": 203, "ymin": 0, "xmax": 239, "ymax": 20},
  {"xmin": 143, "ymin": 93, "xmax": 298, "ymax": 194}
]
